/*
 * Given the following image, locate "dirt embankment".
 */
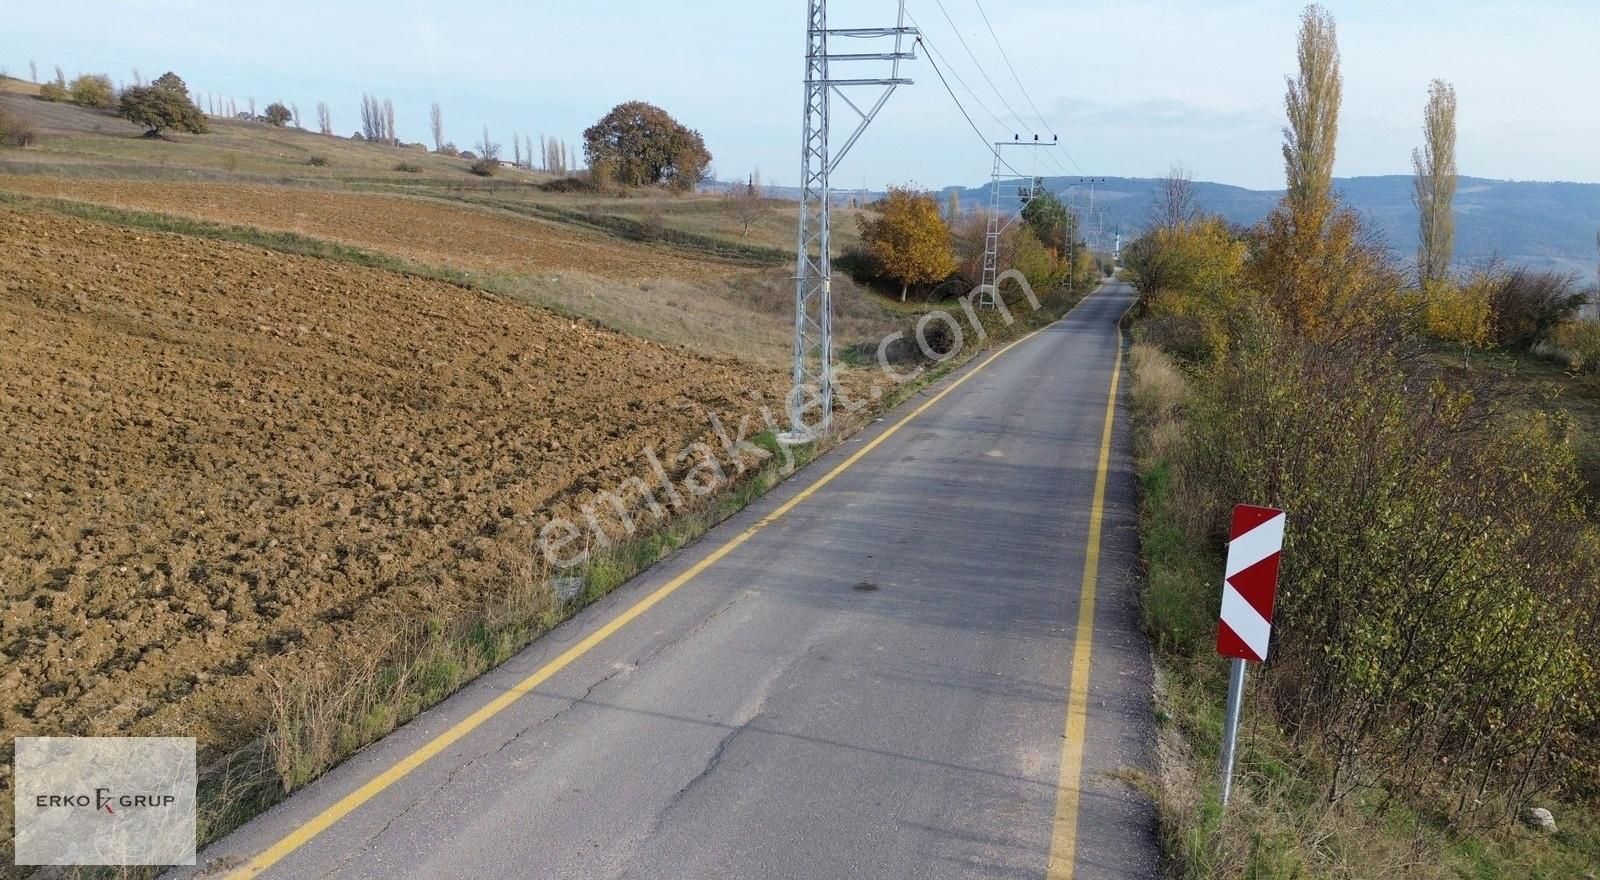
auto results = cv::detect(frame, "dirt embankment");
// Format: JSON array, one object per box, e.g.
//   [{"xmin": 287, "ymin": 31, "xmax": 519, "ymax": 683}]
[
  {"xmin": 0, "ymin": 175, "xmax": 741, "ymax": 282},
  {"xmin": 0, "ymin": 209, "xmax": 785, "ymax": 748}
]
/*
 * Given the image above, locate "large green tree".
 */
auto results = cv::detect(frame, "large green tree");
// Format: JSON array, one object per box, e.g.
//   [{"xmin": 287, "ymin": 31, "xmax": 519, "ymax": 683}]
[
  {"xmin": 582, "ymin": 101, "xmax": 710, "ymax": 191},
  {"xmin": 1021, "ymin": 190, "xmax": 1072, "ymax": 248},
  {"xmin": 119, "ymin": 71, "xmax": 207, "ymax": 137}
]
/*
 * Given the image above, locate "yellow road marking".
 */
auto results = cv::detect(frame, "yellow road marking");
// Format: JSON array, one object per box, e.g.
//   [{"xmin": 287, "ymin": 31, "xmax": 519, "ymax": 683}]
[
  {"xmin": 227, "ymin": 323, "xmax": 1060, "ymax": 878},
  {"xmin": 1045, "ymin": 323, "xmax": 1125, "ymax": 879}
]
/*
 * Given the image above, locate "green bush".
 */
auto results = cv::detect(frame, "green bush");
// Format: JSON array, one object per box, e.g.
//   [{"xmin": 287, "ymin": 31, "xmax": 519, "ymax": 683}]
[
  {"xmin": 1185, "ymin": 314, "xmax": 1598, "ymax": 811},
  {"xmin": 393, "ymin": 161, "xmax": 422, "ymax": 173},
  {"xmin": 306, "ymin": 156, "xmax": 329, "ymax": 167},
  {"xmin": 68, "ymin": 74, "xmax": 115, "ymax": 108},
  {"xmin": 468, "ymin": 157, "xmax": 498, "ymax": 177},
  {"xmin": 38, "ymin": 81, "xmax": 68, "ymax": 102}
]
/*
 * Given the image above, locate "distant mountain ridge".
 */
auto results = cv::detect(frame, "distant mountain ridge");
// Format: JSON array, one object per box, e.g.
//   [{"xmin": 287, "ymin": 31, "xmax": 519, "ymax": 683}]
[{"xmin": 731, "ymin": 174, "xmax": 1600, "ymax": 279}]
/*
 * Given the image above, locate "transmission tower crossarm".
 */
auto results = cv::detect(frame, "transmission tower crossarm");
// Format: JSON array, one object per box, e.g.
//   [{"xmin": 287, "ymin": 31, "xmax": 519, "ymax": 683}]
[
  {"xmin": 826, "ymin": 52, "xmax": 918, "ymax": 62},
  {"xmin": 822, "ymin": 26, "xmax": 917, "ymax": 36}
]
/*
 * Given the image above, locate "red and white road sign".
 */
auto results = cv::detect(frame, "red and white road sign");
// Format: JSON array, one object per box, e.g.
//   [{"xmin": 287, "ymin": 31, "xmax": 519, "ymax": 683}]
[{"xmin": 1216, "ymin": 505, "xmax": 1285, "ymax": 663}]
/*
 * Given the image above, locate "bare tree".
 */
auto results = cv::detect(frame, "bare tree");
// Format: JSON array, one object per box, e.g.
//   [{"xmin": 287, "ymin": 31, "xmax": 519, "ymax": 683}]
[
  {"xmin": 132, "ymin": 68, "xmax": 142, "ymax": 86},
  {"xmin": 429, "ymin": 102, "xmax": 444, "ymax": 152},
  {"xmin": 248, "ymin": 96, "xmax": 256, "ymax": 119},
  {"xmin": 1150, "ymin": 162, "xmax": 1201, "ymax": 232},
  {"xmin": 1413, "ymin": 79, "xmax": 1458, "ymax": 288},
  {"xmin": 29, "ymin": 60, "xmax": 37, "ymax": 83},
  {"xmin": 383, "ymin": 98, "xmax": 395, "ymax": 145},
  {"xmin": 290, "ymin": 102, "xmax": 302, "ymax": 129},
  {"xmin": 512, "ymin": 132, "xmax": 522, "ymax": 168},
  {"xmin": 724, "ymin": 168, "xmax": 766, "ymax": 237},
  {"xmin": 316, "ymin": 101, "xmax": 332, "ymax": 136},
  {"xmin": 475, "ymin": 125, "xmax": 500, "ymax": 162},
  {"xmin": 53, "ymin": 66, "xmax": 65, "ymax": 86},
  {"xmin": 360, "ymin": 94, "xmax": 383, "ymax": 141},
  {"xmin": 1283, "ymin": 3, "xmax": 1342, "ymax": 236}
]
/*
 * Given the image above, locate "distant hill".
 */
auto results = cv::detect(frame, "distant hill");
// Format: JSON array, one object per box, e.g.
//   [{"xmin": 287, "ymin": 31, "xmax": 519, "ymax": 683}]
[
  {"xmin": 957, "ymin": 174, "xmax": 1600, "ymax": 280},
  {"xmin": 730, "ymin": 173, "xmax": 1600, "ymax": 280}
]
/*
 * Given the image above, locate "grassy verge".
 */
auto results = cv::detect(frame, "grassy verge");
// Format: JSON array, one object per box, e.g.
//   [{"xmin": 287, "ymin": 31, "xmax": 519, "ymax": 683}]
[{"xmin": 1127, "ymin": 341, "xmax": 1600, "ymax": 880}]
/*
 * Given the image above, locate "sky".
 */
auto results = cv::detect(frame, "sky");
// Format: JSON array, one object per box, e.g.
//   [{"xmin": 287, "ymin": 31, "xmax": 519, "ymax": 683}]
[{"xmin": 6, "ymin": 0, "xmax": 1600, "ymax": 191}]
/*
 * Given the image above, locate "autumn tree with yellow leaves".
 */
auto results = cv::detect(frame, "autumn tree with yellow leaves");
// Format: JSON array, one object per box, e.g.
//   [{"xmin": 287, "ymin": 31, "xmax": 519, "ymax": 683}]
[{"xmin": 858, "ymin": 186, "xmax": 956, "ymax": 301}]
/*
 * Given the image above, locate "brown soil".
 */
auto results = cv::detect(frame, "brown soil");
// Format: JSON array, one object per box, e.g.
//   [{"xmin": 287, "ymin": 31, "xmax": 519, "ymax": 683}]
[
  {"xmin": 0, "ymin": 175, "xmax": 739, "ymax": 282},
  {"xmin": 0, "ymin": 208, "xmax": 785, "ymax": 749}
]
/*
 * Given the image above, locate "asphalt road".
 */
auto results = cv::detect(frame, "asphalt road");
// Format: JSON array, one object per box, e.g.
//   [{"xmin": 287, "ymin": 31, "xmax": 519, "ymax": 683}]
[{"xmin": 178, "ymin": 279, "xmax": 1157, "ymax": 880}]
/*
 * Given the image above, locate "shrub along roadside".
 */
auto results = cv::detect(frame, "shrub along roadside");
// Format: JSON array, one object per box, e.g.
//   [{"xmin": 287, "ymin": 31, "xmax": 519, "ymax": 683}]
[{"xmin": 1129, "ymin": 338, "xmax": 1600, "ymax": 879}]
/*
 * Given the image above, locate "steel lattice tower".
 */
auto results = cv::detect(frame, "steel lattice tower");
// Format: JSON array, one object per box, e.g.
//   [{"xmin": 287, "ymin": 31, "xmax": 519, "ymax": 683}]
[
  {"xmin": 787, "ymin": 0, "xmax": 916, "ymax": 439},
  {"xmin": 978, "ymin": 137, "xmax": 1058, "ymax": 309}
]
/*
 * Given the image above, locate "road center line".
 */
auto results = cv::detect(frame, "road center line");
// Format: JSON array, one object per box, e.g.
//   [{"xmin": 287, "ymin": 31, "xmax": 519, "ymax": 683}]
[
  {"xmin": 1045, "ymin": 321, "xmax": 1125, "ymax": 879},
  {"xmin": 226, "ymin": 318, "xmax": 1058, "ymax": 879}
]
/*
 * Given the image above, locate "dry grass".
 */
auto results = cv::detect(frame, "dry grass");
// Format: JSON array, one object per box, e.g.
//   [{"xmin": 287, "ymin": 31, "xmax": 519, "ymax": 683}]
[{"xmin": 0, "ymin": 75, "xmax": 43, "ymax": 96}]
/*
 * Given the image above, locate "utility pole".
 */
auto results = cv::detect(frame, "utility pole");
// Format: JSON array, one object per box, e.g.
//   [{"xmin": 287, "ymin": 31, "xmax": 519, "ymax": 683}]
[
  {"xmin": 787, "ymin": 0, "xmax": 917, "ymax": 440},
  {"xmin": 1075, "ymin": 177, "xmax": 1105, "ymax": 252},
  {"xmin": 1065, "ymin": 205, "xmax": 1079, "ymax": 292},
  {"xmin": 979, "ymin": 134, "xmax": 1059, "ymax": 308}
]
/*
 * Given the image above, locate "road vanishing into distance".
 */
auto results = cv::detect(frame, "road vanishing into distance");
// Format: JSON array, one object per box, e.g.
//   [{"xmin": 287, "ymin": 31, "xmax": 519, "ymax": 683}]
[{"xmin": 177, "ymin": 280, "xmax": 1157, "ymax": 880}]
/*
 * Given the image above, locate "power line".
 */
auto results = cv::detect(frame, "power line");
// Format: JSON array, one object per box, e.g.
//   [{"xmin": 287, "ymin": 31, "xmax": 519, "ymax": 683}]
[
  {"xmin": 908, "ymin": 8, "xmax": 1073, "ymax": 180},
  {"xmin": 928, "ymin": 0, "xmax": 1035, "ymax": 136},
  {"xmin": 905, "ymin": 12, "xmax": 1010, "ymax": 134},
  {"xmin": 972, "ymin": 0, "xmax": 1051, "ymax": 136},
  {"xmin": 958, "ymin": 0, "xmax": 1088, "ymax": 177},
  {"xmin": 916, "ymin": 37, "xmax": 1025, "ymax": 178},
  {"xmin": 915, "ymin": 2, "xmax": 1085, "ymax": 182}
]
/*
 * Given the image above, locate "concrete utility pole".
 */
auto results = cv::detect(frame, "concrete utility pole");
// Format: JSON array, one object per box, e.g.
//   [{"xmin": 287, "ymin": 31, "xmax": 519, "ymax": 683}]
[
  {"xmin": 787, "ymin": 0, "xmax": 917, "ymax": 440},
  {"xmin": 979, "ymin": 135, "xmax": 1059, "ymax": 309}
]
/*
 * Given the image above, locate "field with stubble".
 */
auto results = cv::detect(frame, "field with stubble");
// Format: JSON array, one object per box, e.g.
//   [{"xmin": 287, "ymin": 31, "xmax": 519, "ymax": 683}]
[{"xmin": 0, "ymin": 207, "xmax": 785, "ymax": 749}]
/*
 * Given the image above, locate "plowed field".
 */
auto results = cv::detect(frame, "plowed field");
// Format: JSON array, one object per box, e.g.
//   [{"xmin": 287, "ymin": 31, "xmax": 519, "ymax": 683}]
[
  {"xmin": 0, "ymin": 208, "xmax": 785, "ymax": 747},
  {"xmin": 0, "ymin": 176, "xmax": 733, "ymax": 282}
]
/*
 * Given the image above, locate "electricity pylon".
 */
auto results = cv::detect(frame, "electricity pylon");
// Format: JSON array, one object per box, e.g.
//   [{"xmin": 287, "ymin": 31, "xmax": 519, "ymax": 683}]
[
  {"xmin": 1076, "ymin": 176, "xmax": 1106, "ymax": 252},
  {"xmin": 978, "ymin": 135, "xmax": 1059, "ymax": 309},
  {"xmin": 787, "ymin": 0, "xmax": 917, "ymax": 440}
]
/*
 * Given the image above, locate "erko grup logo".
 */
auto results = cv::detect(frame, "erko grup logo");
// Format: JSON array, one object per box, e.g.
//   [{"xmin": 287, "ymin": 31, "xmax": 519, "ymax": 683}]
[
  {"xmin": 34, "ymin": 788, "xmax": 182, "ymax": 814},
  {"xmin": 13, "ymin": 736, "xmax": 198, "ymax": 867}
]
